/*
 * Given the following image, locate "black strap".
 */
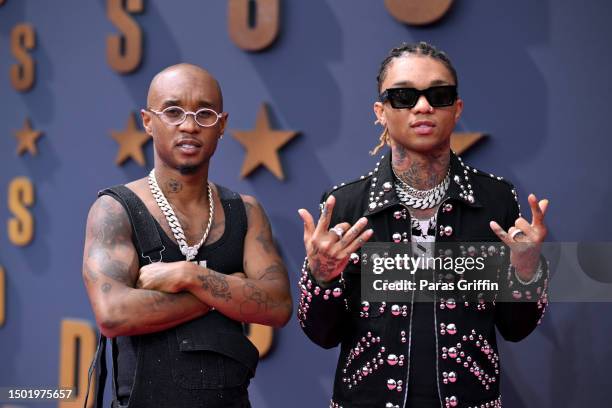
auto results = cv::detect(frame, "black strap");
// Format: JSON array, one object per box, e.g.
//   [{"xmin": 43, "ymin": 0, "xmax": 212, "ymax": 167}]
[
  {"xmin": 110, "ymin": 338, "xmax": 120, "ymax": 408},
  {"xmin": 98, "ymin": 185, "xmax": 165, "ymax": 263},
  {"xmin": 85, "ymin": 185, "xmax": 166, "ymax": 407},
  {"xmin": 216, "ymin": 183, "xmax": 236, "ymax": 201},
  {"xmin": 83, "ymin": 333, "xmax": 107, "ymax": 408}
]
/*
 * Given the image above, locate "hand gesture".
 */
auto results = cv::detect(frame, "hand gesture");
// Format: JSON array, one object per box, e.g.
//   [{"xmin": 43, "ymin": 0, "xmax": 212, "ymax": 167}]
[
  {"xmin": 298, "ymin": 195, "xmax": 373, "ymax": 284},
  {"xmin": 489, "ymin": 194, "xmax": 549, "ymax": 280}
]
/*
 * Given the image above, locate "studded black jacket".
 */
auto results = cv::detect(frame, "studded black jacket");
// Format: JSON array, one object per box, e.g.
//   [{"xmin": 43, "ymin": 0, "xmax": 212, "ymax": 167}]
[{"xmin": 297, "ymin": 152, "xmax": 548, "ymax": 408}]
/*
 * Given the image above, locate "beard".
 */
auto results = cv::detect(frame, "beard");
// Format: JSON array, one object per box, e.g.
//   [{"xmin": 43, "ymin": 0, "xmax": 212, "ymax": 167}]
[{"xmin": 177, "ymin": 164, "xmax": 200, "ymax": 175}]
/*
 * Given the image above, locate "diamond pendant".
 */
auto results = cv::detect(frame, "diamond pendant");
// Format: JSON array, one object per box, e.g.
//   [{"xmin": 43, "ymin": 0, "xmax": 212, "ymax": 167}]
[
  {"xmin": 181, "ymin": 246, "xmax": 197, "ymax": 261},
  {"xmin": 187, "ymin": 247, "xmax": 198, "ymax": 261}
]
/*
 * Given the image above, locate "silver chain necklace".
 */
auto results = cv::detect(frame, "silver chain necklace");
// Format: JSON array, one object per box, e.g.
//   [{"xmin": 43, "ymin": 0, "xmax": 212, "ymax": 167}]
[
  {"xmin": 148, "ymin": 169, "xmax": 214, "ymax": 261},
  {"xmin": 393, "ymin": 167, "xmax": 450, "ymax": 210}
]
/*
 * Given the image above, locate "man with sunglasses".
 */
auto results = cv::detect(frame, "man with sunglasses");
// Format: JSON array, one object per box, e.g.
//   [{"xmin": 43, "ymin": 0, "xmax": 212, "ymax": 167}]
[
  {"xmin": 297, "ymin": 42, "xmax": 549, "ymax": 407},
  {"xmin": 83, "ymin": 63, "xmax": 292, "ymax": 407}
]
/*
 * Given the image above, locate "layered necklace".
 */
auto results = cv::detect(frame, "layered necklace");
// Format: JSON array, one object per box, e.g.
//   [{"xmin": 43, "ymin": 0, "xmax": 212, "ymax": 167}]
[
  {"xmin": 393, "ymin": 167, "xmax": 450, "ymax": 210},
  {"xmin": 148, "ymin": 169, "xmax": 214, "ymax": 261}
]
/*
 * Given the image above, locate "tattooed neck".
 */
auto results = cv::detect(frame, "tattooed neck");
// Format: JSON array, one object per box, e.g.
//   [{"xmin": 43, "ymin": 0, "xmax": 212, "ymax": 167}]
[
  {"xmin": 391, "ymin": 144, "xmax": 450, "ymax": 190},
  {"xmin": 153, "ymin": 165, "xmax": 210, "ymax": 203},
  {"xmin": 166, "ymin": 179, "xmax": 183, "ymax": 194}
]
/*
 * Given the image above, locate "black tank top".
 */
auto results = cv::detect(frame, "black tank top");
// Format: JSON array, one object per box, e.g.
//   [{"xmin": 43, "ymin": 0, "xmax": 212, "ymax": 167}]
[{"xmin": 99, "ymin": 184, "xmax": 258, "ymax": 408}]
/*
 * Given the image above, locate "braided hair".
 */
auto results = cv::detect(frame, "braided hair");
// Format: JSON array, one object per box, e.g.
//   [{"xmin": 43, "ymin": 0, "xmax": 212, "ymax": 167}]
[{"xmin": 371, "ymin": 42, "xmax": 458, "ymax": 155}]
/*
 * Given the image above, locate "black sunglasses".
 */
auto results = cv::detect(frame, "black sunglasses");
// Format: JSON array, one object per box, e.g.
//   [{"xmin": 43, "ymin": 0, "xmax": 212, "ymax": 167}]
[{"xmin": 379, "ymin": 85, "xmax": 458, "ymax": 109}]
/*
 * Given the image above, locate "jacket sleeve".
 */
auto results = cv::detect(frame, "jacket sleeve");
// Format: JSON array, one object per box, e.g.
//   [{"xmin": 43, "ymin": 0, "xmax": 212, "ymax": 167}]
[
  {"xmin": 494, "ymin": 184, "xmax": 550, "ymax": 342},
  {"xmin": 297, "ymin": 191, "xmax": 350, "ymax": 349}
]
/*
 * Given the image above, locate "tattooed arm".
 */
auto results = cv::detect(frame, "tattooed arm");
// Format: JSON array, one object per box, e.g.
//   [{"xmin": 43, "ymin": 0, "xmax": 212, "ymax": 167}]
[
  {"xmin": 138, "ymin": 195, "xmax": 293, "ymax": 327},
  {"xmin": 82, "ymin": 195, "xmax": 210, "ymax": 338}
]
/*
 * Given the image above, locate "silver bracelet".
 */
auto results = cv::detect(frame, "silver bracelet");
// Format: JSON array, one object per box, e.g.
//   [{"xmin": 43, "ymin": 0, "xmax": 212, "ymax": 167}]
[{"xmin": 512, "ymin": 260, "xmax": 543, "ymax": 286}]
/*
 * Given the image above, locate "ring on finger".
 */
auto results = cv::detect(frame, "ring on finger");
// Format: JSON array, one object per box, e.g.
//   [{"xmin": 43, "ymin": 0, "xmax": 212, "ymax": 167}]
[
  {"xmin": 329, "ymin": 226, "xmax": 345, "ymax": 239},
  {"xmin": 510, "ymin": 228, "xmax": 526, "ymax": 241}
]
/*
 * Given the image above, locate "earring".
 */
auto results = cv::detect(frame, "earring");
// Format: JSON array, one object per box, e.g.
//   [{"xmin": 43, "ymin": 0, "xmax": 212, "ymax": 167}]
[{"xmin": 219, "ymin": 134, "xmax": 224, "ymax": 140}]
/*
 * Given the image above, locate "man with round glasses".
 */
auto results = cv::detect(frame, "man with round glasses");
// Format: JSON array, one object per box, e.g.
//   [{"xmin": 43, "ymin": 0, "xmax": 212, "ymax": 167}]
[
  {"xmin": 83, "ymin": 63, "xmax": 292, "ymax": 407},
  {"xmin": 148, "ymin": 105, "xmax": 224, "ymax": 129},
  {"xmin": 297, "ymin": 42, "xmax": 549, "ymax": 407}
]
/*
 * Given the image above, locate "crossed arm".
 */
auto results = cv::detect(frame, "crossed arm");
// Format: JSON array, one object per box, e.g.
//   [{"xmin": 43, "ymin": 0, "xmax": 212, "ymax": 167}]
[
  {"xmin": 84, "ymin": 194, "xmax": 292, "ymax": 338},
  {"xmin": 136, "ymin": 195, "xmax": 293, "ymax": 328},
  {"xmin": 82, "ymin": 195, "xmax": 210, "ymax": 338}
]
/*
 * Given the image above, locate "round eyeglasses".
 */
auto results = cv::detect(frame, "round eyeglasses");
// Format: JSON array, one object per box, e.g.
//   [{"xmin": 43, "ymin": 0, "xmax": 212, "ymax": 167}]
[{"xmin": 147, "ymin": 106, "xmax": 223, "ymax": 128}]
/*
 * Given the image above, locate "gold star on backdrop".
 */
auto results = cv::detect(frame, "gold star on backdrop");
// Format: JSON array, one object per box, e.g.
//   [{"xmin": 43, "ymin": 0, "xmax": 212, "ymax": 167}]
[
  {"xmin": 451, "ymin": 132, "xmax": 486, "ymax": 155},
  {"xmin": 14, "ymin": 118, "xmax": 43, "ymax": 156},
  {"xmin": 230, "ymin": 103, "xmax": 299, "ymax": 180},
  {"xmin": 111, "ymin": 112, "xmax": 151, "ymax": 166}
]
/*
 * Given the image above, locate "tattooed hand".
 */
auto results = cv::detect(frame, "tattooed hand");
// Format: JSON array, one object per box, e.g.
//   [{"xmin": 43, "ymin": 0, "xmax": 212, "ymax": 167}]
[
  {"xmin": 298, "ymin": 195, "xmax": 373, "ymax": 285},
  {"xmin": 137, "ymin": 261, "xmax": 192, "ymax": 293},
  {"xmin": 490, "ymin": 194, "xmax": 549, "ymax": 281}
]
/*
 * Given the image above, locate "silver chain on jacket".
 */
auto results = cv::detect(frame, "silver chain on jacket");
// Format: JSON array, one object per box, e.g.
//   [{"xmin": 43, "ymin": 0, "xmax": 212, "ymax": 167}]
[
  {"xmin": 148, "ymin": 169, "xmax": 214, "ymax": 261},
  {"xmin": 393, "ymin": 168, "xmax": 450, "ymax": 210}
]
